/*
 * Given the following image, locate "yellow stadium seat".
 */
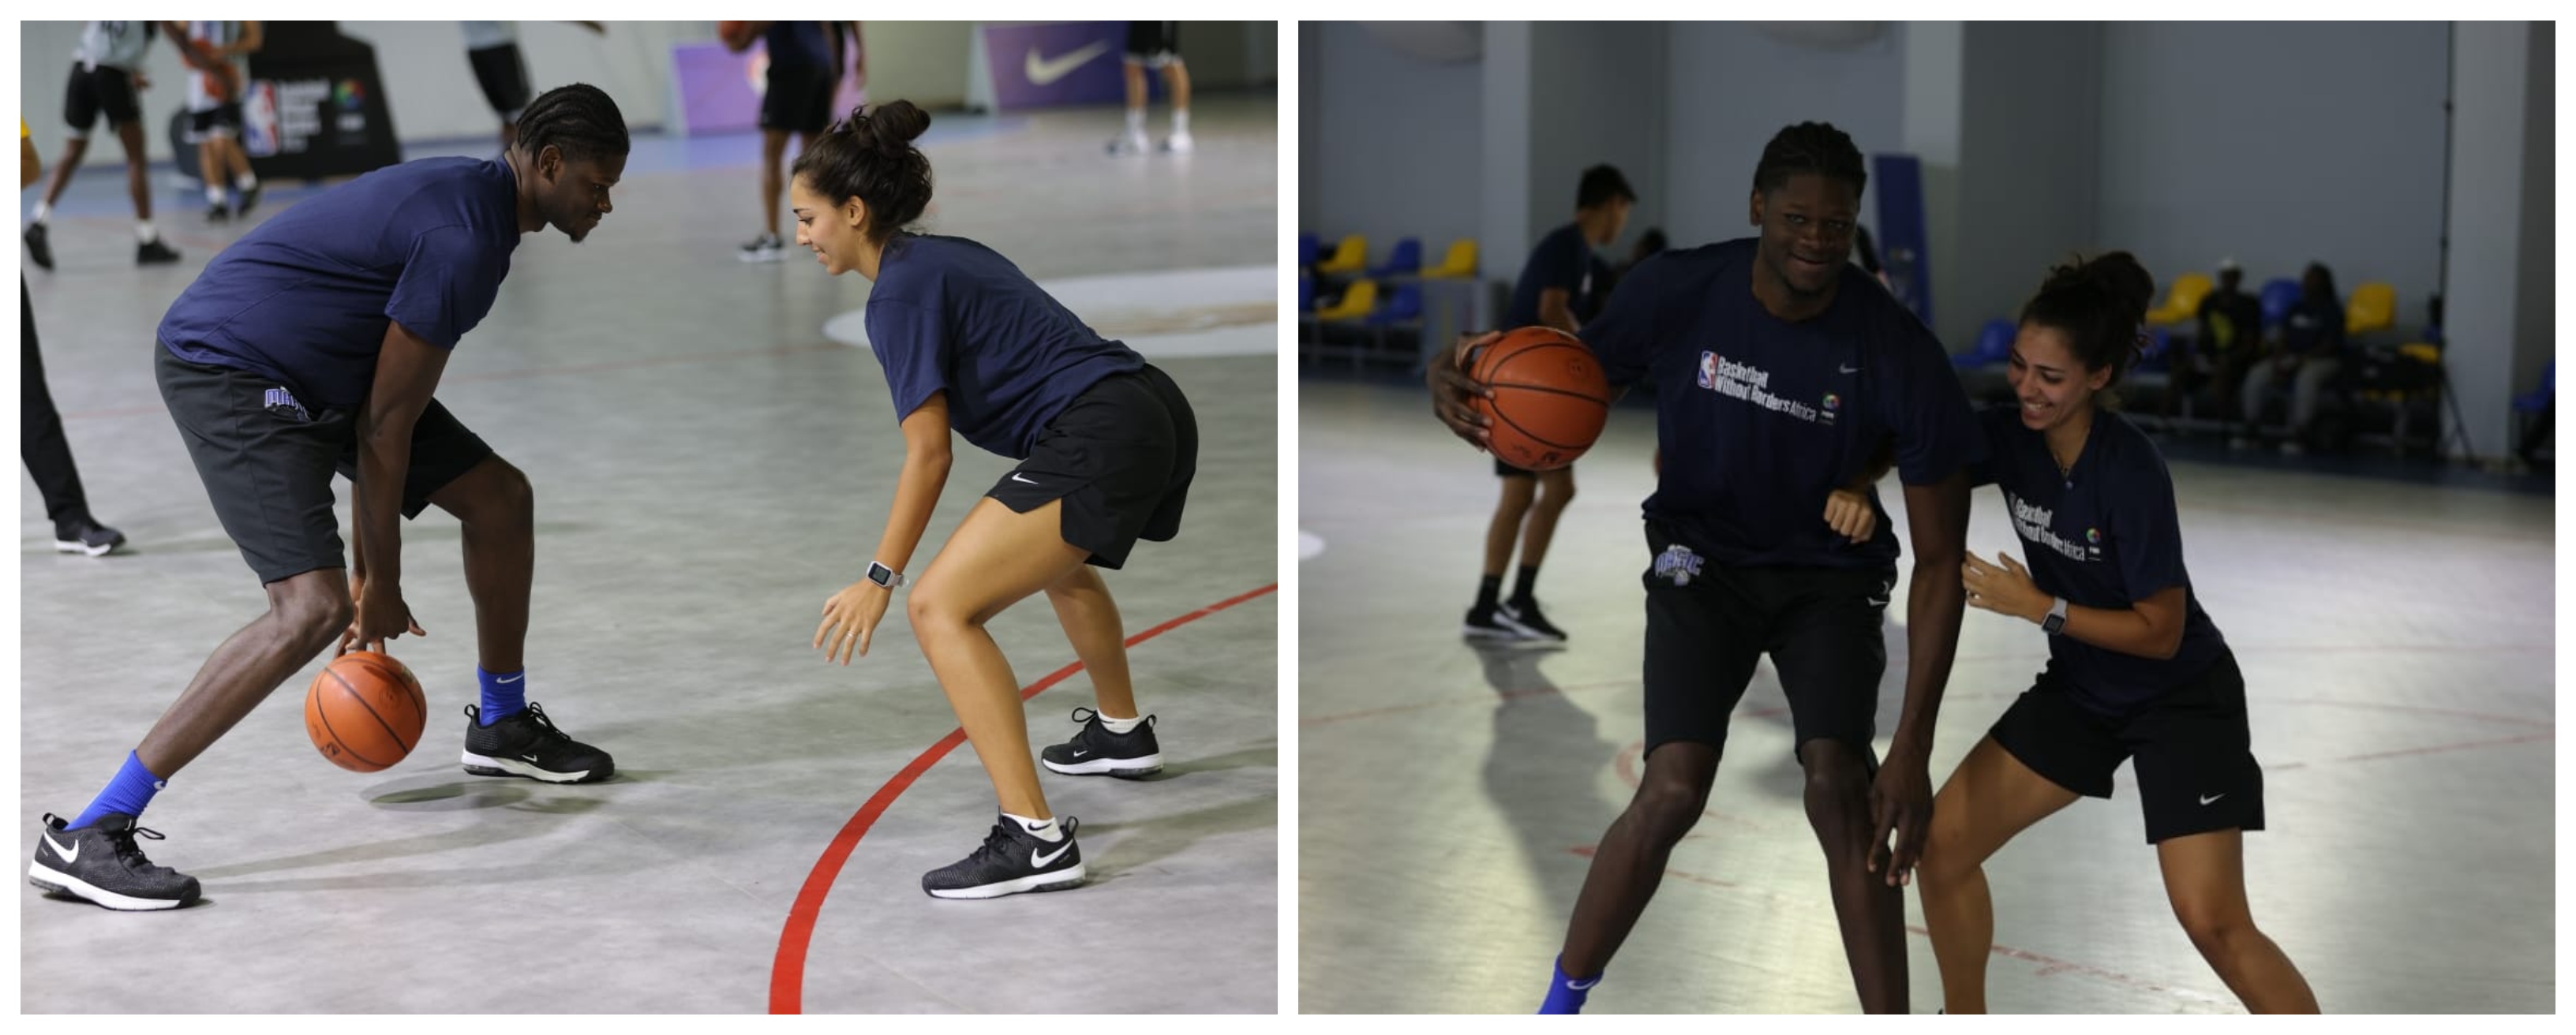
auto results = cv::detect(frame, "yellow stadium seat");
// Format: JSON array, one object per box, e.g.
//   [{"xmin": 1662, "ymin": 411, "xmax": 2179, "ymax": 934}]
[
  {"xmin": 1315, "ymin": 234, "xmax": 1368, "ymax": 276},
  {"xmin": 1421, "ymin": 239, "xmax": 1480, "ymax": 279},
  {"xmin": 1314, "ymin": 279, "xmax": 1379, "ymax": 321},
  {"xmin": 2347, "ymin": 282, "xmax": 2397, "ymax": 336},
  {"xmin": 2144, "ymin": 271, "xmax": 2213, "ymax": 327}
]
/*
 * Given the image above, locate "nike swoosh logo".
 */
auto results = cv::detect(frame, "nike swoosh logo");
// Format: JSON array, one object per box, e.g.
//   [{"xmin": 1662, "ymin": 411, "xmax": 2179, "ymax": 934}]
[
  {"xmin": 43, "ymin": 832, "xmax": 79, "ymax": 864},
  {"xmin": 1839, "ymin": 364, "xmax": 1860, "ymax": 374},
  {"xmin": 1032, "ymin": 840, "xmax": 1074, "ymax": 868},
  {"xmin": 1071, "ymin": 749, "xmax": 1090, "ymax": 758},
  {"xmin": 496, "ymin": 674, "xmax": 524, "ymax": 684},
  {"xmin": 1567, "ymin": 977, "xmax": 1600, "ymax": 991},
  {"xmin": 1024, "ymin": 42, "xmax": 1111, "ymax": 86},
  {"xmin": 1011, "ymin": 473, "xmax": 1039, "ymax": 484},
  {"xmin": 2199, "ymin": 793, "xmax": 2226, "ymax": 805}
]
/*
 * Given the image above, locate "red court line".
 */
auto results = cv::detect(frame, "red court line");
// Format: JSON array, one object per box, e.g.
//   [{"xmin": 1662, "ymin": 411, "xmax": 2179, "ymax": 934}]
[{"xmin": 766, "ymin": 582, "xmax": 1277, "ymax": 1014}]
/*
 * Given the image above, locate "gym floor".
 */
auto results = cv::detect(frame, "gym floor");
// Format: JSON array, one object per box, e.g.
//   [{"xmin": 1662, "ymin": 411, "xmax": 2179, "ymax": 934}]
[
  {"xmin": 18, "ymin": 96, "xmax": 1279, "ymax": 1013},
  {"xmin": 1296, "ymin": 375, "xmax": 2552, "ymax": 1013}
]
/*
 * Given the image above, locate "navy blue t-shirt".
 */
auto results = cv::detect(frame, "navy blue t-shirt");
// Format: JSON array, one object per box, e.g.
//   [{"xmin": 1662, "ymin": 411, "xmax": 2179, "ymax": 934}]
[
  {"xmin": 158, "ymin": 156, "xmax": 519, "ymax": 409},
  {"xmin": 1503, "ymin": 222, "xmax": 1607, "ymax": 329},
  {"xmin": 863, "ymin": 234, "xmax": 1146, "ymax": 459},
  {"xmin": 1586, "ymin": 237, "xmax": 1981, "ymax": 569},
  {"xmin": 1970, "ymin": 405, "xmax": 2226, "ymax": 715},
  {"xmin": 766, "ymin": 21, "xmax": 833, "ymax": 69}
]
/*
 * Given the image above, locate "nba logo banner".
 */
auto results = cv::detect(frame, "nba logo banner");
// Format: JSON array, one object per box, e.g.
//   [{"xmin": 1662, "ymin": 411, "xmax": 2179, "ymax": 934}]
[{"xmin": 1698, "ymin": 351, "xmax": 1719, "ymax": 390}]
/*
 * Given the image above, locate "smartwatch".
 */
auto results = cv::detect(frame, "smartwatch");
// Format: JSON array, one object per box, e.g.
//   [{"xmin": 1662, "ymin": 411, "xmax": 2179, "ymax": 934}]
[
  {"xmin": 866, "ymin": 561, "xmax": 906, "ymax": 590},
  {"xmin": 2040, "ymin": 596, "xmax": 2069, "ymax": 636}
]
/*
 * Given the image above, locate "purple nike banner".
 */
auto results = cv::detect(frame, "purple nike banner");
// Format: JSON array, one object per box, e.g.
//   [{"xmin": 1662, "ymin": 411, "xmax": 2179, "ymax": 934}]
[
  {"xmin": 983, "ymin": 21, "xmax": 1128, "ymax": 109},
  {"xmin": 671, "ymin": 37, "xmax": 864, "ymax": 135}
]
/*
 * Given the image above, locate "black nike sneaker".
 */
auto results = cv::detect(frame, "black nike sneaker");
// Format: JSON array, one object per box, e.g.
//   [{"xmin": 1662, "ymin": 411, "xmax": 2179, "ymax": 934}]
[
  {"xmin": 1497, "ymin": 598, "xmax": 1569, "ymax": 643},
  {"xmin": 461, "ymin": 703, "xmax": 615, "ymax": 783},
  {"xmin": 27, "ymin": 813, "xmax": 200, "ymax": 911},
  {"xmin": 922, "ymin": 815, "xmax": 1087, "ymax": 899},
  {"xmin": 24, "ymin": 222, "xmax": 54, "ymax": 271},
  {"xmin": 1039, "ymin": 707, "xmax": 1163, "ymax": 778}
]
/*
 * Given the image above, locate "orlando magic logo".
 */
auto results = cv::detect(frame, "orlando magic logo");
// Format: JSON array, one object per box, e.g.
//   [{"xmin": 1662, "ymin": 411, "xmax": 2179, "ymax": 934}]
[{"xmin": 1653, "ymin": 544, "xmax": 1705, "ymax": 586}]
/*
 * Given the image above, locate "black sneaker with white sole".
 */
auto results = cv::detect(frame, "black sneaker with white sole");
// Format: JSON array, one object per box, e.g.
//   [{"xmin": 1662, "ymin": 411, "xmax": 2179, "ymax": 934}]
[
  {"xmin": 28, "ymin": 813, "xmax": 200, "ymax": 911},
  {"xmin": 53, "ymin": 518, "xmax": 128, "ymax": 557},
  {"xmin": 922, "ymin": 815, "xmax": 1086, "ymax": 899},
  {"xmin": 461, "ymin": 703, "xmax": 615, "ymax": 783},
  {"xmin": 137, "ymin": 237, "xmax": 182, "ymax": 265},
  {"xmin": 24, "ymin": 222, "xmax": 54, "ymax": 271},
  {"xmin": 1497, "ymin": 599, "xmax": 1569, "ymax": 642},
  {"xmin": 1463, "ymin": 604, "xmax": 1528, "ymax": 641},
  {"xmin": 1040, "ymin": 708, "xmax": 1163, "ymax": 778}
]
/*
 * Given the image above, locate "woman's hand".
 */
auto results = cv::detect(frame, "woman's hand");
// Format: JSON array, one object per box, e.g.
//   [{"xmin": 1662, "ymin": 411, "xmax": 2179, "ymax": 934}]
[
  {"xmin": 1961, "ymin": 550, "xmax": 2050, "ymax": 622},
  {"xmin": 814, "ymin": 579, "xmax": 894, "ymax": 664}
]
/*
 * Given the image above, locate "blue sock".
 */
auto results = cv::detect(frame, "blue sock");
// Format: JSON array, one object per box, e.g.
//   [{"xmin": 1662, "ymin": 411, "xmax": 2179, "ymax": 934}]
[
  {"xmin": 1537, "ymin": 955, "xmax": 1600, "ymax": 1014},
  {"xmin": 70, "ymin": 752, "xmax": 167, "ymax": 830},
  {"xmin": 477, "ymin": 666, "xmax": 526, "ymax": 725}
]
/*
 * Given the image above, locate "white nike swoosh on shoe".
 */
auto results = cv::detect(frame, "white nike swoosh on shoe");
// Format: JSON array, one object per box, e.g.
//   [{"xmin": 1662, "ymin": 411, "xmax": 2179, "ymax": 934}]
[
  {"xmin": 1032, "ymin": 840, "xmax": 1075, "ymax": 868},
  {"xmin": 1071, "ymin": 749, "xmax": 1091, "ymax": 758},
  {"xmin": 42, "ymin": 832, "xmax": 78, "ymax": 864},
  {"xmin": 1024, "ymin": 41, "xmax": 1111, "ymax": 86}
]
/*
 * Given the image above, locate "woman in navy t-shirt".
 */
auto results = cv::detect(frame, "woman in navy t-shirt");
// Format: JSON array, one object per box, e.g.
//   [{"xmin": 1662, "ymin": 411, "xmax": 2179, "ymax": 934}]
[
  {"xmin": 788, "ymin": 102, "xmax": 1200, "ymax": 900},
  {"xmin": 1918, "ymin": 252, "xmax": 2317, "ymax": 1012}
]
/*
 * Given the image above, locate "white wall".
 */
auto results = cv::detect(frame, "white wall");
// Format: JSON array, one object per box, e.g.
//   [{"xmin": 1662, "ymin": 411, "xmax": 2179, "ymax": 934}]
[
  {"xmin": 1661, "ymin": 22, "xmax": 1908, "ymax": 248},
  {"xmin": 1301, "ymin": 21, "xmax": 1485, "ymax": 258},
  {"xmin": 2096, "ymin": 21, "xmax": 2451, "ymax": 331}
]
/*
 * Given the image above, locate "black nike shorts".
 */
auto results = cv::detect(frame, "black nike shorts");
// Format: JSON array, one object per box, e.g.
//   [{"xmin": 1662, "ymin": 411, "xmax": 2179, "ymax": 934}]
[
  {"xmin": 1990, "ymin": 648, "xmax": 2267, "ymax": 844},
  {"xmin": 987, "ymin": 364, "xmax": 1196, "ymax": 570},
  {"xmin": 156, "ymin": 344, "xmax": 495, "ymax": 585}
]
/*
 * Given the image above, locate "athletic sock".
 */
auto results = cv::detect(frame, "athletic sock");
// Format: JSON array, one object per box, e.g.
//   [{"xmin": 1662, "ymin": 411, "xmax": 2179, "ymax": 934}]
[
  {"xmin": 1125, "ymin": 108, "xmax": 1145, "ymax": 135},
  {"xmin": 477, "ymin": 666, "xmax": 526, "ymax": 725},
  {"xmin": 1005, "ymin": 812, "xmax": 1064, "ymax": 842},
  {"xmin": 70, "ymin": 752, "xmax": 167, "ymax": 831},
  {"xmin": 1473, "ymin": 574, "xmax": 1503, "ymax": 613},
  {"xmin": 137, "ymin": 222, "xmax": 159, "ymax": 243},
  {"xmin": 32, "ymin": 200, "xmax": 51, "ymax": 223},
  {"xmin": 234, "ymin": 171, "xmax": 259, "ymax": 190},
  {"xmin": 1098, "ymin": 712, "xmax": 1144, "ymax": 734},
  {"xmin": 205, "ymin": 184, "xmax": 226, "ymax": 205},
  {"xmin": 1538, "ymin": 955, "xmax": 1599, "ymax": 1014},
  {"xmin": 1173, "ymin": 109, "xmax": 1189, "ymax": 134},
  {"xmin": 1510, "ymin": 565, "xmax": 1541, "ymax": 607}
]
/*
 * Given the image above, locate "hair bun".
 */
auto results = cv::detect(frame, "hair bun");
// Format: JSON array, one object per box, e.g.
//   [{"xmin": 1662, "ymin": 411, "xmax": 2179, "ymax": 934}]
[{"xmin": 848, "ymin": 100, "xmax": 931, "ymax": 149}]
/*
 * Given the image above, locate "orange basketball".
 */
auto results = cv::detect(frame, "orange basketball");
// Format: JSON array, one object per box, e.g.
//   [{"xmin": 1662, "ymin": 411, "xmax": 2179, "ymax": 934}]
[
  {"xmin": 305, "ymin": 651, "xmax": 428, "ymax": 773},
  {"xmin": 717, "ymin": 21, "xmax": 758, "ymax": 51},
  {"xmin": 1469, "ymin": 327, "xmax": 1613, "ymax": 471}
]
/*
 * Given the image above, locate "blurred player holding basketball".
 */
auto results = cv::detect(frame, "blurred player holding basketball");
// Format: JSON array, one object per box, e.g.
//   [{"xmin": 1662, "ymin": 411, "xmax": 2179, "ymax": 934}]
[
  {"xmin": 791, "ymin": 102, "xmax": 1199, "ymax": 899},
  {"xmin": 1455, "ymin": 164, "xmax": 1633, "ymax": 643},
  {"xmin": 164, "ymin": 21, "xmax": 261, "ymax": 222},
  {"xmin": 26, "ymin": 86, "xmax": 631, "ymax": 912},
  {"xmin": 1432, "ymin": 122, "xmax": 1980, "ymax": 1013}
]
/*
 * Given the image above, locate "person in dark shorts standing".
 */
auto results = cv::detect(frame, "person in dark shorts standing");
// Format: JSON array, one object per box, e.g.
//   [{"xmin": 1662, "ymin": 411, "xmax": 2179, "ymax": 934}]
[
  {"xmin": 461, "ymin": 21, "xmax": 606, "ymax": 152},
  {"xmin": 1917, "ymin": 252, "xmax": 2319, "ymax": 1013},
  {"xmin": 22, "ymin": 118, "xmax": 129, "ymax": 556},
  {"xmin": 24, "ymin": 21, "xmax": 180, "ymax": 268},
  {"xmin": 25, "ymin": 86, "xmax": 631, "ymax": 912},
  {"xmin": 731, "ymin": 21, "xmax": 858, "ymax": 262},
  {"xmin": 164, "ymin": 21, "xmax": 261, "ymax": 222},
  {"xmin": 792, "ymin": 101, "xmax": 1199, "ymax": 899},
  {"xmin": 1458, "ymin": 164, "xmax": 1631, "ymax": 644},
  {"xmin": 1432, "ymin": 123, "xmax": 1979, "ymax": 1014},
  {"xmin": 1108, "ymin": 21, "xmax": 1191, "ymax": 155}
]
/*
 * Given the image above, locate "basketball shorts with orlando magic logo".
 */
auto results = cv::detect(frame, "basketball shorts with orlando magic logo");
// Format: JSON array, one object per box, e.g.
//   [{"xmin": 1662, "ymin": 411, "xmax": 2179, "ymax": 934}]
[{"xmin": 1638, "ymin": 519, "xmax": 1897, "ymax": 763}]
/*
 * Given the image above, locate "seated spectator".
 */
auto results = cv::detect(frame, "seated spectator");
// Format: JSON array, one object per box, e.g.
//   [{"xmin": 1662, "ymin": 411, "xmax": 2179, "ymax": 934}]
[
  {"xmin": 2192, "ymin": 258, "xmax": 2266, "ymax": 419},
  {"xmin": 2233, "ymin": 262, "xmax": 2346, "ymax": 455}
]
